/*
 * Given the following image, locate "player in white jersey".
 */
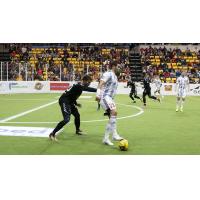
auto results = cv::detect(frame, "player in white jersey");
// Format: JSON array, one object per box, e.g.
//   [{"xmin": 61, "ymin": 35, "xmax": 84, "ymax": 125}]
[
  {"xmin": 175, "ymin": 72, "xmax": 190, "ymax": 112},
  {"xmin": 96, "ymin": 61, "xmax": 123, "ymax": 146},
  {"xmin": 153, "ymin": 75, "xmax": 163, "ymax": 99}
]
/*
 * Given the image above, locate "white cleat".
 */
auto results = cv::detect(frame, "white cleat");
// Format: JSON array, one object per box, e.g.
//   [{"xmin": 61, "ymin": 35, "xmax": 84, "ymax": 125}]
[
  {"xmin": 176, "ymin": 108, "xmax": 179, "ymax": 112},
  {"xmin": 112, "ymin": 135, "xmax": 123, "ymax": 141},
  {"xmin": 180, "ymin": 108, "xmax": 183, "ymax": 112},
  {"xmin": 103, "ymin": 139, "xmax": 114, "ymax": 146}
]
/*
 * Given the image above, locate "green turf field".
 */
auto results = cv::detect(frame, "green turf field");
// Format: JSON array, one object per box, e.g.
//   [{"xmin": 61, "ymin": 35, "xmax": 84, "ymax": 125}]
[{"xmin": 0, "ymin": 93, "xmax": 199, "ymax": 155}]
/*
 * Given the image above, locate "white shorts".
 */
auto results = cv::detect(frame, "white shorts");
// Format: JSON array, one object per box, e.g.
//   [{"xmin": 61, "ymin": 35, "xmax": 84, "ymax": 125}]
[
  {"xmin": 100, "ymin": 96, "xmax": 116, "ymax": 111},
  {"xmin": 177, "ymin": 89, "xmax": 186, "ymax": 98},
  {"xmin": 155, "ymin": 87, "xmax": 161, "ymax": 93}
]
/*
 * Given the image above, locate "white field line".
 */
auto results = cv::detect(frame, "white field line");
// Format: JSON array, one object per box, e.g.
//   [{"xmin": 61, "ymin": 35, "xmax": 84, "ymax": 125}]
[
  {"xmin": 0, "ymin": 98, "xmax": 51, "ymax": 101},
  {"xmin": 0, "ymin": 100, "xmax": 58, "ymax": 123},
  {"xmin": 0, "ymin": 105, "xmax": 144, "ymax": 124}
]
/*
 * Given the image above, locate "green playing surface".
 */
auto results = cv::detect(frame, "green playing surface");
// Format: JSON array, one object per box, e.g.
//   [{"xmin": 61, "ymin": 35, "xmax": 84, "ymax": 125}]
[{"xmin": 0, "ymin": 93, "xmax": 199, "ymax": 155}]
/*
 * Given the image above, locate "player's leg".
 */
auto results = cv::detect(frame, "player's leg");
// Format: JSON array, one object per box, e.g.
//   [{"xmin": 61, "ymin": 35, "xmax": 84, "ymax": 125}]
[
  {"xmin": 148, "ymin": 89, "xmax": 160, "ymax": 102},
  {"xmin": 180, "ymin": 91, "xmax": 186, "ymax": 112},
  {"xmin": 104, "ymin": 96, "xmax": 123, "ymax": 141},
  {"xmin": 103, "ymin": 108, "xmax": 111, "ymax": 117},
  {"xmin": 157, "ymin": 89, "xmax": 162, "ymax": 101},
  {"xmin": 97, "ymin": 102, "xmax": 100, "ymax": 111},
  {"xmin": 134, "ymin": 91, "xmax": 142, "ymax": 101},
  {"xmin": 110, "ymin": 108, "xmax": 123, "ymax": 141},
  {"xmin": 158, "ymin": 88, "xmax": 164, "ymax": 99},
  {"xmin": 71, "ymin": 105, "xmax": 84, "ymax": 135},
  {"xmin": 143, "ymin": 89, "xmax": 147, "ymax": 106},
  {"xmin": 176, "ymin": 96, "xmax": 181, "ymax": 112},
  {"xmin": 49, "ymin": 101, "xmax": 71, "ymax": 141},
  {"xmin": 129, "ymin": 92, "xmax": 135, "ymax": 102},
  {"xmin": 100, "ymin": 98, "xmax": 113, "ymax": 145},
  {"xmin": 100, "ymin": 97, "xmax": 123, "ymax": 145},
  {"xmin": 154, "ymin": 89, "xmax": 158, "ymax": 96}
]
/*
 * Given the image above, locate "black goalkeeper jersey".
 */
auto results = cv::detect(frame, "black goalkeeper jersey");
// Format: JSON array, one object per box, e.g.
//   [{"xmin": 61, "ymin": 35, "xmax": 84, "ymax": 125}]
[{"xmin": 60, "ymin": 83, "xmax": 97, "ymax": 105}]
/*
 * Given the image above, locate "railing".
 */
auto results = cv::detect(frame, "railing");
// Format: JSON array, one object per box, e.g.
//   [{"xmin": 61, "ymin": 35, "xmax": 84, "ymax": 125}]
[{"xmin": 0, "ymin": 61, "xmax": 103, "ymax": 82}]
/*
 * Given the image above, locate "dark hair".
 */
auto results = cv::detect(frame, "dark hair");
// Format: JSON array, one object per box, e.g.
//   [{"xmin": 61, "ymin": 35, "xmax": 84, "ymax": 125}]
[
  {"xmin": 82, "ymin": 75, "xmax": 92, "ymax": 82},
  {"xmin": 109, "ymin": 61, "xmax": 118, "ymax": 69}
]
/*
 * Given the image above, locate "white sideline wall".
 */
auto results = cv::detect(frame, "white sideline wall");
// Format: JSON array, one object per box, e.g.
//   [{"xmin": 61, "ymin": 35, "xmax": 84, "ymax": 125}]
[{"xmin": 0, "ymin": 81, "xmax": 200, "ymax": 96}]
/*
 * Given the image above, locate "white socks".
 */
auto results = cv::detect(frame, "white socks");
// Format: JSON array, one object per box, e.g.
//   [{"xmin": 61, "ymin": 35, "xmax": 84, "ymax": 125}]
[
  {"xmin": 104, "ymin": 116, "xmax": 118, "ymax": 141},
  {"xmin": 104, "ymin": 122, "xmax": 111, "ymax": 141},
  {"xmin": 176, "ymin": 99, "xmax": 180, "ymax": 110},
  {"xmin": 180, "ymin": 99, "xmax": 185, "ymax": 110},
  {"xmin": 176, "ymin": 99, "xmax": 185, "ymax": 110}
]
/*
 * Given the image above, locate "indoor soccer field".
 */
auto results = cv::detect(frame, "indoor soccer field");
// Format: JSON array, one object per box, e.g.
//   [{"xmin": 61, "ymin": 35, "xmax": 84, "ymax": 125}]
[{"xmin": 0, "ymin": 93, "xmax": 199, "ymax": 155}]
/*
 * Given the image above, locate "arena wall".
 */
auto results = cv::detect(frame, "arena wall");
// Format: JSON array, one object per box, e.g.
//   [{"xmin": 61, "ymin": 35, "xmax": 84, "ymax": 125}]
[{"xmin": 0, "ymin": 81, "xmax": 200, "ymax": 96}]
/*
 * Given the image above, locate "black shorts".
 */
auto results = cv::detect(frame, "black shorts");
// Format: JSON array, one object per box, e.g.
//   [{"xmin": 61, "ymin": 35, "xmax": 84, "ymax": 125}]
[
  {"xmin": 143, "ymin": 88, "xmax": 151, "ymax": 96},
  {"xmin": 130, "ymin": 88, "xmax": 136, "ymax": 94}
]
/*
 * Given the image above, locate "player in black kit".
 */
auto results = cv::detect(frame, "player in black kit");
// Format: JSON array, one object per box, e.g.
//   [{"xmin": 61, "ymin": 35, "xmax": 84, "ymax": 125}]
[
  {"xmin": 127, "ymin": 79, "xmax": 142, "ymax": 103},
  {"xmin": 143, "ymin": 73, "xmax": 160, "ymax": 106},
  {"xmin": 49, "ymin": 75, "xmax": 97, "ymax": 141}
]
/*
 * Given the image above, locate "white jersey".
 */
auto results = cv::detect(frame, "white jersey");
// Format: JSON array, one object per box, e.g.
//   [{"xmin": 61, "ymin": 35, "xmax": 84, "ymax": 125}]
[
  {"xmin": 176, "ymin": 76, "xmax": 189, "ymax": 90},
  {"xmin": 154, "ymin": 78, "xmax": 162, "ymax": 89},
  {"xmin": 176, "ymin": 76, "xmax": 189, "ymax": 98},
  {"xmin": 101, "ymin": 71, "xmax": 118, "ymax": 99}
]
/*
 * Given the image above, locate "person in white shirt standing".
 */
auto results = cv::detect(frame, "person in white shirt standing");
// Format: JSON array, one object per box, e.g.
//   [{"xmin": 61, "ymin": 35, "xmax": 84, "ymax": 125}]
[
  {"xmin": 153, "ymin": 75, "xmax": 163, "ymax": 99},
  {"xmin": 96, "ymin": 61, "xmax": 123, "ymax": 146},
  {"xmin": 175, "ymin": 72, "xmax": 190, "ymax": 112}
]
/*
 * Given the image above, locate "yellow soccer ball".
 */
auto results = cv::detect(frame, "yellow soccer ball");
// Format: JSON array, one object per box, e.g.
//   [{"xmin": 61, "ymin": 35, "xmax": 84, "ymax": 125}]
[{"xmin": 119, "ymin": 139, "xmax": 128, "ymax": 151}]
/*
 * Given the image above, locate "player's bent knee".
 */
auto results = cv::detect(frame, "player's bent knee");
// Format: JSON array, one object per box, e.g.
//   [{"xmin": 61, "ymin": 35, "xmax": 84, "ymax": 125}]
[
  {"xmin": 111, "ymin": 110, "xmax": 117, "ymax": 116},
  {"xmin": 64, "ymin": 116, "xmax": 70, "ymax": 124}
]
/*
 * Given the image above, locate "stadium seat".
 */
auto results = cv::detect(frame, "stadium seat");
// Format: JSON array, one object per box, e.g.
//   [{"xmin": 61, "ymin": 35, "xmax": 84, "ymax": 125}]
[
  {"xmin": 166, "ymin": 78, "xmax": 171, "ymax": 83},
  {"xmin": 172, "ymin": 78, "xmax": 176, "ymax": 83}
]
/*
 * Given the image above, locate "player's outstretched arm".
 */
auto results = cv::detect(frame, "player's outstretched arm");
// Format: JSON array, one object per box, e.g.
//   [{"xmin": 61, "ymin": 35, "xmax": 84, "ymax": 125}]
[
  {"xmin": 96, "ymin": 80, "xmax": 105, "ymax": 101},
  {"xmin": 83, "ymin": 86, "xmax": 97, "ymax": 93}
]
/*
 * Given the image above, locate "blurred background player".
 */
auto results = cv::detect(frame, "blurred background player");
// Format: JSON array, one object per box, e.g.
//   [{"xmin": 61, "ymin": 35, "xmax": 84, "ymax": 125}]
[
  {"xmin": 96, "ymin": 61, "xmax": 123, "ymax": 146},
  {"xmin": 153, "ymin": 75, "xmax": 163, "ymax": 99},
  {"xmin": 96, "ymin": 78, "xmax": 101, "ymax": 111},
  {"xmin": 143, "ymin": 73, "xmax": 160, "ymax": 107},
  {"xmin": 49, "ymin": 75, "xmax": 97, "ymax": 141},
  {"xmin": 127, "ymin": 78, "xmax": 142, "ymax": 103},
  {"xmin": 175, "ymin": 72, "xmax": 190, "ymax": 112}
]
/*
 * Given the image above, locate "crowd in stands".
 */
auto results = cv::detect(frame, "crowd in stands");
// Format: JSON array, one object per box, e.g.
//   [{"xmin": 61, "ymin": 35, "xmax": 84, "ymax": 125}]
[
  {"xmin": 7, "ymin": 44, "xmax": 129, "ymax": 82},
  {"xmin": 1, "ymin": 44, "xmax": 200, "ymax": 83},
  {"xmin": 140, "ymin": 46, "xmax": 200, "ymax": 83}
]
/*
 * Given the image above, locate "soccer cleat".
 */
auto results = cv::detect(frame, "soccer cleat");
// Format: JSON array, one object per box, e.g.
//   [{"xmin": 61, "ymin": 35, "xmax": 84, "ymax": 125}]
[
  {"xmin": 180, "ymin": 108, "xmax": 183, "ymax": 112},
  {"xmin": 143, "ymin": 104, "xmax": 146, "ymax": 108},
  {"xmin": 76, "ymin": 129, "xmax": 86, "ymax": 135},
  {"xmin": 49, "ymin": 133, "xmax": 58, "ymax": 142},
  {"xmin": 103, "ymin": 139, "xmax": 114, "ymax": 146},
  {"xmin": 112, "ymin": 135, "xmax": 123, "ymax": 141},
  {"xmin": 157, "ymin": 98, "xmax": 161, "ymax": 103},
  {"xmin": 176, "ymin": 108, "xmax": 179, "ymax": 112}
]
